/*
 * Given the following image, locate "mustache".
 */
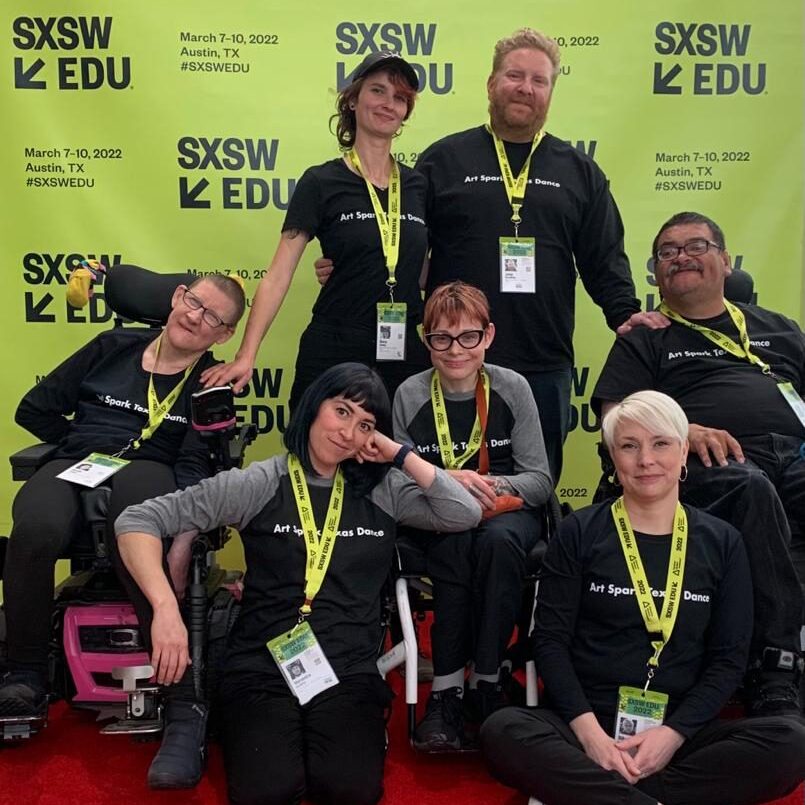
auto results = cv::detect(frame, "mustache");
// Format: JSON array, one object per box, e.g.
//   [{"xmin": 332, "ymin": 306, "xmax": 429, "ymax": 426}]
[{"xmin": 666, "ymin": 262, "xmax": 702, "ymax": 277}]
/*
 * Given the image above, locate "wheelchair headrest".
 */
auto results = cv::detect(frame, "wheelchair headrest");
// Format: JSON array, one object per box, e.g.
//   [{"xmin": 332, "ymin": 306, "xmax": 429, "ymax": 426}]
[
  {"xmin": 104, "ymin": 264, "xmax": 197, "ymax": 326},
  {"xmin": 724, "ymin": 268, "xmax": 754, "ymax": 305}
]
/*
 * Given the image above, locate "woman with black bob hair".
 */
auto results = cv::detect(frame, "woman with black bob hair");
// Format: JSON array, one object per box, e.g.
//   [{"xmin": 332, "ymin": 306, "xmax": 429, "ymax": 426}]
[{"xmin": 115, "ymin": 362, "xmax": 481, "ymax": 805}]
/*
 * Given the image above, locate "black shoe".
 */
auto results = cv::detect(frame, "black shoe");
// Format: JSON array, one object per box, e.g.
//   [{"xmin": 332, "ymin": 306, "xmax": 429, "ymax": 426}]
[
  {"xmin": 413, "ymin": 687, "xmax": 463, "ymax": 751},
  {"xmin": 465, "ymin": 680, "xmax": 506, "ymax": 725},
  {"xmin": 147, "ymin": 700, "xmax": 208, "ymax": 789},
  {"xmin": 746, "ymin": 675, "xmax": 801, "ymax": 717},
  {"xmin": 0, "ymin": 671, "xmax": 47, "ymax": 718}
]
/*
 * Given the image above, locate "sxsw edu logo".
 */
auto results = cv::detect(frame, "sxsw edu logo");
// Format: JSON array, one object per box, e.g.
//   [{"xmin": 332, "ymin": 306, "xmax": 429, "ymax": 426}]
[{"xmin": 335, "ymin": 22, "xmax": 453, "ymax": 94}]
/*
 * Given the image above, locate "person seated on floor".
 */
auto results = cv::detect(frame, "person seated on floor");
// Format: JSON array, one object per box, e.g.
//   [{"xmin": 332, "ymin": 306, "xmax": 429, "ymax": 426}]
[
  {"xmin": 482, "ymin": 390, "xmax": 805, "ymax": 805},
  {"xmin": 392, "ymin": 281, "xmax": 553, "ymax": 749},
  {"xmin": 114, "ymin": 362, "xmax": 482, "ymax": 805},
  {"xmin": 592, "ymin": 210, "xmax": 804, "ymax": 715},
  {"xmin": 0, "ymin": 275, "xmax": 245, "ymax": 746}
]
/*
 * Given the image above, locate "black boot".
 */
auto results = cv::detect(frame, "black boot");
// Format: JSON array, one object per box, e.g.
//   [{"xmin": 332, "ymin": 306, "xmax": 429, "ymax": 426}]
[
  {"xmin": 147, "ymin": 699, "xmax": 208, "ymax": 789},
  {"xmin": 0, "ymin": 670, "xmax": 47, "ymax": 718},
  {"xmin": 745, "ymin": 648, "xmax": 803, "ymax": 717}
]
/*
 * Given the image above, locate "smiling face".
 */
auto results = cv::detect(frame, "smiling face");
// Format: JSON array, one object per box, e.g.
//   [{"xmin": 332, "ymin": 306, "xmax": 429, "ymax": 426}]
[
  {"xmin": 353, "ymin": 70, "xmax": 411, "ymax": 140},
  {"xmin": 655, "ymin": 222, "xmax": 731, "ymax": 317},
  {"xmin": 308, "ymin": 396, "xmax": 377, "ymax": 476},
  {"xmin": 163, "ymin": 279, "xmax": 237, "ymax": 355},
  {"xmin": 426, "ymin": 313, "xmax": 495, "ymax": 392},
  {"xmin": 487, "ymin": 47, "xmax": 554, "ymax": 140},
  {"xmin": 611, "ymin": 420, "xmax": 688, "ymax": 508}
]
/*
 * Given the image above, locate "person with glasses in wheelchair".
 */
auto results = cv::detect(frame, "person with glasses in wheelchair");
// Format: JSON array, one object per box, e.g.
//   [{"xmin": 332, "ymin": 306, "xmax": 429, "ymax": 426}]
[
  {"xmin": 0, "ymin": 276, "xmax": 245, "ymax": 763},
  {"xmin": 393, "ymin": 281, "xmax": 552, "ymax": 750},
  {"xmin": 114, "ymin": 362, "xmax": 482, "ymax": 805},
  {"xmin": 482, "ymin": 391, "xmax": 805, "ymax": 805},
  {"xmin": 592, "ymin": 211, "xmax": 805, "ymax": 716}
]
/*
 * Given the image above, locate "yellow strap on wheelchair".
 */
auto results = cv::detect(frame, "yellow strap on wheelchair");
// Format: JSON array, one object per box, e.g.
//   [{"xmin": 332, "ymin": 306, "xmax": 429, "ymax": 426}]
[
  {"xmin": 288, "ymin": 454, "xmax": 345, "ymax": 618},
  {"xmin": 128, "ymin": 334, "xmax": 199, "ymax": 452},
  {"xmin": 430, "ymin": 367, "xmax": 490, "ymax": 470}
]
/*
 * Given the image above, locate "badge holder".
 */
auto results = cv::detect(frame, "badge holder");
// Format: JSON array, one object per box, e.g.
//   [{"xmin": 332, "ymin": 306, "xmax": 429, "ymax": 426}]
[
  {"xmin": 267, "ymin": 620, "xmax": 339, "ymax": 705},
  {"xmin": 499, "ymin": 201, "xmax": 535, "ymax": 295},
  {"xmin": 57, "ymin": 452, "xmax": 129, "ymax": 488},
  {"xmin": 376, "ymin": 300, "xmax": 407, "ymax": 362}
]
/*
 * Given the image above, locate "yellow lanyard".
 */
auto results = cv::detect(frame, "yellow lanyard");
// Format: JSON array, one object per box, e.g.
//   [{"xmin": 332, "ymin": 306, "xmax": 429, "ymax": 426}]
[
  {"xmin": 430, "ymin": 368, "xmax": 490, "ymax": 470},
  {"xmin": 288, "ymin": 454, "xmax": 345, "ymax": 618},
  {"xmin": 611, "ymin": 497, "xmax": 688, "ymax": 675},
  {"xmin": 347, "ymin": 149, "xmax": 401, "ymax": 297},
  {"xmin": 659, "ymin": 300, "xmax": 772, "ymax": 375},
  {"xmin": 127, "ymin": 335, "xmax": 199, "ymax": 453},
  {"xmin": 486, "ymin": 124, "xmax": 544, "ymax": 237}
]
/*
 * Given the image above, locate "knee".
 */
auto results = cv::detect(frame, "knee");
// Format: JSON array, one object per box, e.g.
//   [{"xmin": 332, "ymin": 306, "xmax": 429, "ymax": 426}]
[
  {"xmin": 8, "ymin": 519, "xmax": 66, "ymax": 563},
  {"xmin": 228, "ymin": 774, "xmax": 304, "ymax": 805},
  {"xmin": 307, "ymin": 768, "xmax": 382, "ymax": 805},
  {"xmin": 474, "ymin": 523, "xmax": 528, "ymax": 569}
]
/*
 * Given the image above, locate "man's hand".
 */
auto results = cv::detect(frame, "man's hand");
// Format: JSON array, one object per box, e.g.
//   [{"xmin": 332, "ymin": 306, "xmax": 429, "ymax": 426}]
[
  {"xmin": 617, "ymin": 311, "xmax": 671, "ymax": 336},
  {"xmin": 150, "ymin": 603, "xmax": 190, "ymax": 685},
  {"xmin": 446, "ymin": 469, "xmax": 497, "ymax": 511},
  {"xmin": 688, "ymin": 423, "xmax": 745, "ymax": 467},
  {"xmin": 617, "ymin": 725, "xmax": 685, "ymax": 778},
  {"xmin": 570, "ymin": 712, "xmax": 642, "ymax": 784},
  {"xmin": 200, "ymin": 355, "xmax": 254, "ymax": 393},
  {"xmin": 314, "ymin": 256, "xmax": 334, "ymax": 286}
]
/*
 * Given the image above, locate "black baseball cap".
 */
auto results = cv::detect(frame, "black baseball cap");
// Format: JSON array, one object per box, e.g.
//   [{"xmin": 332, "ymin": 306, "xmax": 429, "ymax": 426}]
[{"xmin": 351, "ymin": 51, "xmax": 419, "ymax": 91}]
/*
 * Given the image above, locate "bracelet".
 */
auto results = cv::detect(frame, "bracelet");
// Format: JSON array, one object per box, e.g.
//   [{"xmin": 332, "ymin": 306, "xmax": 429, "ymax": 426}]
[{"xmin": 392, "ymin": 443, "xmax": 414, "ymax": 470}]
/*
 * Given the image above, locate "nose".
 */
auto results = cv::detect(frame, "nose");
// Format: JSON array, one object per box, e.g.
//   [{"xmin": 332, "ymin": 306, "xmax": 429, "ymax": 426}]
[{"xmin": 636, "ymin": 446, "xmax": 655, "ymax": 466}]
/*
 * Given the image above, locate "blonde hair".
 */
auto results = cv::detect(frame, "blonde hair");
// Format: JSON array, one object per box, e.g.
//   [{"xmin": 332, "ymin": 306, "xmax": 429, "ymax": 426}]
[
  {"xmin": 491, "ymin": 28, "xmax": 561, "ymax": 84},
  {"xmin": 601, "ymin": 391, "xmax": 688, "ymax": 448}
]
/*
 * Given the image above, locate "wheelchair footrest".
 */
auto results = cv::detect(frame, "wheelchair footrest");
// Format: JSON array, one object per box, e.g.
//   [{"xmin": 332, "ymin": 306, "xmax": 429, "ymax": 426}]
[
  {"xmin": 1, "ymin": 713, "xmax": 47, "ymax": 741},
  {"xmin": 101, "ymin": 715, "xmax": 162, "ymax": 736}
]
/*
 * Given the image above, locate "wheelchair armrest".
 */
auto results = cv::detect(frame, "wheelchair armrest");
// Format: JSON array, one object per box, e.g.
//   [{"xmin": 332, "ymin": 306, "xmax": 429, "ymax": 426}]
[{"xmin": 10, "ymin": 443, "xmax": 58, "ymax": 481}]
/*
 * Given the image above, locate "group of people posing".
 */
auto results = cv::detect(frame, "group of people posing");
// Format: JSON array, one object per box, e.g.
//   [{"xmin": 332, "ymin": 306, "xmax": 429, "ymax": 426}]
[{"xmin": 2, "ymin": 25, "xmax": 805, "ymax": 805}]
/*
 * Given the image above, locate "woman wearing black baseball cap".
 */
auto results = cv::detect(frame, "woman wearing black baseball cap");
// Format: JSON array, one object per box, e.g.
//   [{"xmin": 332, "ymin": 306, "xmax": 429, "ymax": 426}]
[{"xmin": 203, "ymin": 51, "xmax": 430, "ymax": 410}]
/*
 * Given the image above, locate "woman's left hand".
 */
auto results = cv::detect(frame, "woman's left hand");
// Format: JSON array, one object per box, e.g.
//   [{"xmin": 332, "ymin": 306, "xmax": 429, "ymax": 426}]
[
  {"xmin": 616, "ymin": 725, "xmax": 685, "ymax": 778},
  {"xmin": 356, "ymin": 431, "xmax": 400, "ymax": 464}
]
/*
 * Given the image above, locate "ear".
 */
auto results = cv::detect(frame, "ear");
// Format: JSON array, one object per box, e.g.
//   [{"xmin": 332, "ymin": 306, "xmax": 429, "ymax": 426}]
[
  {"xmin": 483, "ymin": 322, "xmax": 496, "ymax": 349},
  {"xmin": 170, "ymin": 284, "xmax": 186, "ymax": 310},
  {"xmin": 213, "ymin": 325, "xmax": 235, "ymax": 346},
  {"xmin": 721, "ymin": 249, "xmax": 732, "ymax": 277},
  {"xmin": 486, "ymin": 73, "xmax": 495, "ymax": 100}
]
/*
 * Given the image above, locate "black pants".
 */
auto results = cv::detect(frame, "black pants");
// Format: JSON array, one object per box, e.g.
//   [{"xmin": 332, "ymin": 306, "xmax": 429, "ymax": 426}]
[
  {"xmin": 218, "ymin": 671, "xmax": 392, "ymax": 805},
  {"xmin": 4, "ymin": 459, "xmax": 177, "ymax": 676},
  {"xmin": 289, "ymin": 317, "xmax": 430, "ymax": 411},
  {"xmin": 681, "ymin": 434, "xmax": 805, "ymax": 659},
  {"xmin": 424, "ymin": 509, "xmax": 539, "ymax": 676},
  {"xmin": 481, "ymin": 706, "xmax": 805, "ymax": 805},
  {"xmin": 520, "ymin": 367, "xmax": 571, "ymax": 486}
]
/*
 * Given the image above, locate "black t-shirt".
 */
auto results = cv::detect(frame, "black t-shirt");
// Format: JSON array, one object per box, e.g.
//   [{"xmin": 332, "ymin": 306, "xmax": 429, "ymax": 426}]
[
  {"xmin": 416, "ymin": 127, "xmax": 639, "ymax": 371},
  {"xmin": 15, "ymin": 329, "xmax": 216, "ymax": 488},
  {"xmin": 283, "ymin": 157, "xmax": 428, "ymax": 329},
  {"xmin": 592, "ymin": 303, "xmax": 805, "ymax": 439},
  {"xmin": 535, "ymin": 502, "xmax": 752, "ymax": 737}
]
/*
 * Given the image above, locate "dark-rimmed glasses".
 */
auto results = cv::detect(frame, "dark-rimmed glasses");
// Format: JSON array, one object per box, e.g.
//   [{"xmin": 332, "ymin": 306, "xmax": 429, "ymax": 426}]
[
  {"xmin": 181, "ymin": 287, "xmax": 232, "ymax": 328},
  {"xmin": 655, "ymin": 239, "xmax": 722, "ymax": 262},
  {"xmin": 424, "ymin": 329, "xmax": 485, "ymax": 351}
]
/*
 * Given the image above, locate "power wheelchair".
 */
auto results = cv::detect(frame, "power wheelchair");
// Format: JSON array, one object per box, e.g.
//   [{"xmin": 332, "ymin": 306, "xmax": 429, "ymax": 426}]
[{"xmin": 0, "ymin": 264, "xmax": 255, "ymax": 741}]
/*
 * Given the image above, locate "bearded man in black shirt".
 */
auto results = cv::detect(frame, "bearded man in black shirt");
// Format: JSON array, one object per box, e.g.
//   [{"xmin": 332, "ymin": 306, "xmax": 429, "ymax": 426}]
[{"xmin": 593, "ymin": 210, "xmax": 805, "ymax": 715}]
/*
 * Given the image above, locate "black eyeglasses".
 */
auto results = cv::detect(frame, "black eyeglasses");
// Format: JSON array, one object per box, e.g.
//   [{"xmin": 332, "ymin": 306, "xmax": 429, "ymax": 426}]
[
  {"xmin": 424, "ymin": 329, "xmax": 485, "ymax": 351},
  {"xmin": 181, "ymin": 288, "xmax": 231, "ymax": 328},
  {"xmin": 655, "ymin": 238, "xmax": 722, "ymax": 262}
]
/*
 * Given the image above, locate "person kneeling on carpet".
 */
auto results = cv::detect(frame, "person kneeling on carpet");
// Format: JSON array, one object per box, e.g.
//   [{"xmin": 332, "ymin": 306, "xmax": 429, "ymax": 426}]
[
  {"xmin": 481, "ymin": 391, "xmax": 805, "ymax": 805},
  {"xmin": 115, "ymin": 362, "xmax": 482, "ymax": 803}
]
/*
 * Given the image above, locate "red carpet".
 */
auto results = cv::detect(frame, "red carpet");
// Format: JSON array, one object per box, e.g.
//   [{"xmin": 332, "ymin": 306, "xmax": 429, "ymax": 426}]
[{"xmin": 0, "ymin": 673, "xmax": 801, "ymax": 805}]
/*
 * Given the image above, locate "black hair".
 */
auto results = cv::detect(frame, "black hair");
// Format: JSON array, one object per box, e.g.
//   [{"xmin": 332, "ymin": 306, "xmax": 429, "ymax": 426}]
[
  {"xmin": 651, "ymin": 211, "xmax": 726, "ymax": 257},
  {"xmin": 283, "ymin": 362, "xmax": 392, "ymax": 495}
]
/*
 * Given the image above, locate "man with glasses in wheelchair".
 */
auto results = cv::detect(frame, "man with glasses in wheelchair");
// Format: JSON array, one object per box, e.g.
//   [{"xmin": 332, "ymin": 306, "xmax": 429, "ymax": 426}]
[
  {"xmin": 592, "ymin": 211, "xmax": 805, "ymax": 716},
  {"xmin": 0, "ymin": 273, "xmax": 245, "ymax": 782}
]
